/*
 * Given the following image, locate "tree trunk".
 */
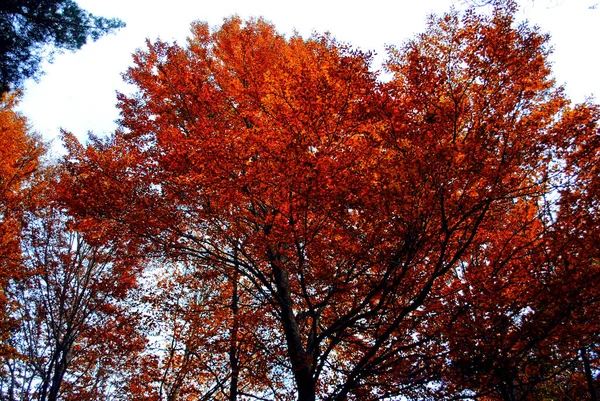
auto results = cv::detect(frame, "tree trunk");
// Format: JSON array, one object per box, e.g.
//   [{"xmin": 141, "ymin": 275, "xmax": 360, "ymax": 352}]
[
  {"xmin": 47, "ymin": 346, "xmax": 70, "ymax": 401},
  {"xmin": 229, "ymin": 254, "xmax": 240, "ymax": 401},
  {"xmin": 270, "ymin": 256, "xmax": 316, "ymax": 401},
  {"xmin": 497, "ymin": 379, "xmax": 517, "ymax": 401},
  {"xmin": 581, "ymin": 347, "xmax": 599, "ymax": 401}
]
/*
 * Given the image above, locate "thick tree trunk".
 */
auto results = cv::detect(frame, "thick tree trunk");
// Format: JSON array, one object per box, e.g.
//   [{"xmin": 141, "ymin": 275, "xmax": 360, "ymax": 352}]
[
  {"xmin": 271, "ymin": 259, "xmax": 316, "ymax": 401},
  {"xmin": 497, "ymin": 379, "xmax": 517, "ymax": 401},
  {"xmin": 581, "ymin": 347, "xmax": 599, "ymax": 401},
  {"xmin": 47, "ymin": 349, "xmax": 69, "ymax": 401},
  {"xmin": 229, "ymin": 256, "xmax": 240, "ymax": 401}
]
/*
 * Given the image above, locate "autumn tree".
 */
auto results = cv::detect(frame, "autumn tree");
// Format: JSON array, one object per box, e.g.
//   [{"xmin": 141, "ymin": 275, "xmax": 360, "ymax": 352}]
[
  {"xmin": 59, "ymin": 3, "xmax": 599, "ymax": 400},
  {"xmin": 0, "ymin": 92, "xmax": 44, "ymax": 361},
  {"xmin": 0, "ymin": 94, "xmax": 147, "ymax": 401},
  {"xmin": 0, "ymin": 172, "xmax": 148, "ymax": 401},
  {"xmin": 384, "ymin": 4, "xmax": 600, "ymax": 399},
  {"xmin": 549, "ymin": 102, "xmax": 600, "ymax": 401},
  {"xmin": 437, "ymin": 98, "xmax": 600, "ymax": 401},
  {"xmin": 128, "ymin": 255, "xmax": 289, "ymax": 401}
]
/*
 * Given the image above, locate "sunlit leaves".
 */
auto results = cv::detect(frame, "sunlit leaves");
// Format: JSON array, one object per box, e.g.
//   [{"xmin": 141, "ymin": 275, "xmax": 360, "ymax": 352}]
[{"xmin": 53, "ymin": 4, "xmax": 600, "ymax": 401}]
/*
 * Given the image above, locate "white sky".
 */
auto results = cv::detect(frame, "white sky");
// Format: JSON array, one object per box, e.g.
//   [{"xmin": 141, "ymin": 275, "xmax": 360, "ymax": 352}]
[{"xmin": 16, "ymin": 0, "xmax": 600, "ymax": 150}]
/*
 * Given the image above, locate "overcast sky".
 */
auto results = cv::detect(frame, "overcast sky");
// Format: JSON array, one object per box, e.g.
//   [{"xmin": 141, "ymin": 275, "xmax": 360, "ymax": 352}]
[{"xmin": 16, "ymin": 0, "xmax": 600, "ymax": 152}]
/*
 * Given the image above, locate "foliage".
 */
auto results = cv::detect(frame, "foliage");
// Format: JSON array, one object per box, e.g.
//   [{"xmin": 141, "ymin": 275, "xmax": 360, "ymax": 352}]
[
  {"xmin": 1, "ymin": 201, "xmax": 147, "ymax": 401},
  {"xmin": 0, "ymin": 92, "xmax": 44, "ymax": 360},
  {"xmin": 0, "ymin": 0, "xmax": 125, "ymax": 94},
  {"xmin": 58, "ymin": 4, "xmax": 600, "ymax": 401},
  {"xmin": 1, "ymin": 1, "xmax": 599, "ymax": 400},
  {"xmin": 0, "ymin": 94, "xmax": 146, "ymax": 401}
]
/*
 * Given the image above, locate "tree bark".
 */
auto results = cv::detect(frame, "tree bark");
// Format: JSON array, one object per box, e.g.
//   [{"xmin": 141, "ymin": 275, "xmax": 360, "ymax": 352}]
[
  {"xmin": 581, "ymin": 347, "xmax": 599, "ymax": 401},
  {"xmin": 229, "ymin": 253, "xmax": 240, "ymax": 401},
  {"xmin": 497, "ymin": 379, "xmax": 517, "ymax": 401},
  {"xmin": 270, "ymin": 254, "xmax": 316, "ymax": 401}
]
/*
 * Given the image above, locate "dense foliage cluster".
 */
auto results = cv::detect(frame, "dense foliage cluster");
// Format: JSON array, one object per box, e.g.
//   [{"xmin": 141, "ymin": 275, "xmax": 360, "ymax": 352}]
[
  {"xmin": 1, "ymin": 2, "xmax": 599, "ymax": 400},
  {"xmin": 0, "ymin": 0, "xmax": 124, "ymax": 94}
]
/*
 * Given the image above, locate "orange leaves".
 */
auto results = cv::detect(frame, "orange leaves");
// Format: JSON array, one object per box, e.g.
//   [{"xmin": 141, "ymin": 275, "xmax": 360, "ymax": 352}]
[
  {"xmin": 0, "ymin": 92, "xmax": 45, "ymax": 358},
  {"xmin": 0, "ymin": 93, "xmax": 43, "ymax": 189},
  {"xmin": 0, "ymin": 93, "xmax": 44, "ymax": 255},
  {"xmin": 98, "ymin": 17, "xmax": 382, "ymax": 266},
  {"xmin": 56, "ymin": 4, "xmax": 600, "ymax": 401},
  {"xmin": 0, "ymin": 95, "xmax": 150, "ymax": 400}
]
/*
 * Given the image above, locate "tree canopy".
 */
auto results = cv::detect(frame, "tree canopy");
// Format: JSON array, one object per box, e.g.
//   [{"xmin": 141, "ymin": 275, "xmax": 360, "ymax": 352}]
[
  {"xmin": 1, "ymin": 1, "xmax": 599, "ymax": 400},
  {"xmin": 0, "ymin": 0, "xmax": 125, "ymax": 94}
]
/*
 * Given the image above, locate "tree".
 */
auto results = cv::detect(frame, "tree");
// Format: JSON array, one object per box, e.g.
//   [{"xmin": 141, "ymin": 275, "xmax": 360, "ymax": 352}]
[
  {"xmin": 59, "ymin": 4, "xmax": 600, "ymax": 401},
  {"xmin": 0, "ymin": 94, "xmax": 147, "ymax": 401},
  {"xmin": 438, "ymin": 187, "xmax": 600, "ymax": 400},
  {"xmin": 386, "ymin": 5, "xmax": 600, "ymax": 399},
  {"xmin": 0, "ymin": 0, "xmax": 125, "ymax": 94},
  {"xmin": 129, "ymin": 255, "xmax": 289, "ymax": 401},
  {"xmin": 0, "ymin": 170, "xmax": 148, "ymax": 401},
  {"xmin": 0, "ymin": 92, "xmax": 44, "ymax": 361}
]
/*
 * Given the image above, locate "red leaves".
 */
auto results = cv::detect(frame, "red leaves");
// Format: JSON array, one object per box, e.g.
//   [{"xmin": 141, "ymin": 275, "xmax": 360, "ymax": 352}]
[
  {"xmin": 0, "ymin": 92, "xmax": 45, "ymax": 359},
  {"xmin": 51, "ymin": 5, "xmax": 600, "ymax": 401}
]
